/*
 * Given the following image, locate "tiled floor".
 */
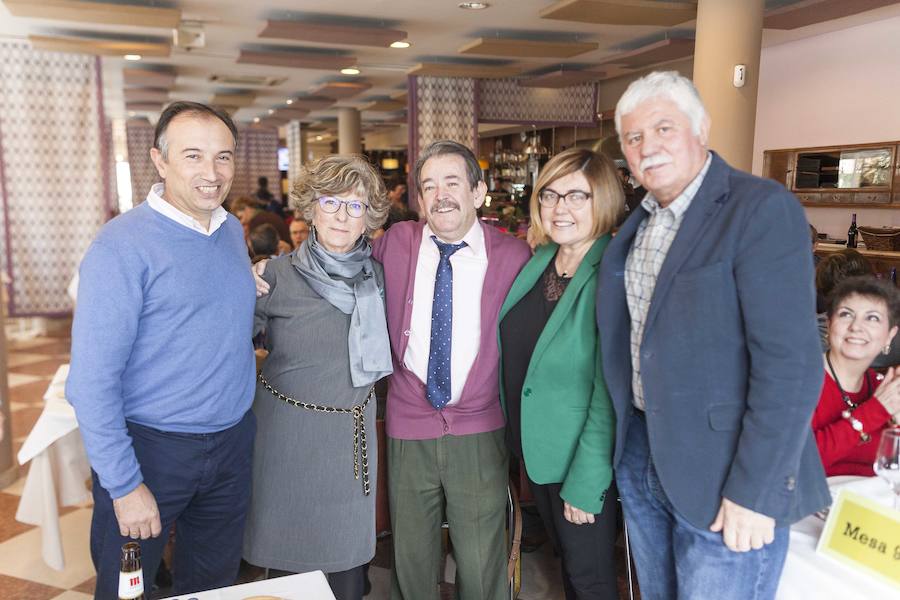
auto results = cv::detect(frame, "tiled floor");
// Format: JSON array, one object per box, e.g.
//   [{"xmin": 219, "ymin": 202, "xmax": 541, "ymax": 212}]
[
  {"xmin": 1, "ymin": 318, "xmax": 634, "ymax": 600},
  {"xmin": 2, "ymin": 321, "xmax": 94, "ymax": 600}
]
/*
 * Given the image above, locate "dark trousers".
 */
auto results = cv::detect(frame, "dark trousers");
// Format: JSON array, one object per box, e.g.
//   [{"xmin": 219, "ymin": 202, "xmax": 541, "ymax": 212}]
[
  {"xmin": 90, "ymin": 411, "xmax": 255, "ymax": 600},
  {"xmin": 388, "ymin": 430, "xmax": 509, "ymax": 600},
  {"xmin": 529, "ymin": 476, "xmax": 619, "ymax": 600}
]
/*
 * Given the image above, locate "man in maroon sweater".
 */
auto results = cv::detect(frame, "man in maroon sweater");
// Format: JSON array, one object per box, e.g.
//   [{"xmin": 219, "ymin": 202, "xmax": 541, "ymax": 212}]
[{"xmin": 373, "ymin": 141, "xmax": 530, "ymax": 600}]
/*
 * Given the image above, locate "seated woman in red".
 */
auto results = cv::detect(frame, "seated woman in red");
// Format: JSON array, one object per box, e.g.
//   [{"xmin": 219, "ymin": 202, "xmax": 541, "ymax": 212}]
[{"xmin": 814, "ymin": 276, "xmax": 900, "ymax": 476}]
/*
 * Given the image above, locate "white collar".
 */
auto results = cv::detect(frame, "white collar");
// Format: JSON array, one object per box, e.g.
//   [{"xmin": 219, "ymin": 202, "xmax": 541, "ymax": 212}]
[
  {"xmin": 422, "ymin": 219, "xmax": 486, "ymax": 259},
  {"xmin": 146, "ymin": 183, "xmax": 228, "ymax": 235}
]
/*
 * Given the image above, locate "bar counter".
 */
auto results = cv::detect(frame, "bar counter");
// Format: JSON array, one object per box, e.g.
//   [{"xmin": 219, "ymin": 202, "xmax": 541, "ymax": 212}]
[{"xmin": 815, "ymin": 242, "xmax": 900, "ymax": 275}]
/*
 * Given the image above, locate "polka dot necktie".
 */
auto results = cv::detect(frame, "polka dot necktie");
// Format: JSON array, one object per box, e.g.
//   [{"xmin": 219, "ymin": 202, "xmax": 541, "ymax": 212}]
[{"xmin": 426, "ymin": 236, "xmax": 468, "ymax": 410}]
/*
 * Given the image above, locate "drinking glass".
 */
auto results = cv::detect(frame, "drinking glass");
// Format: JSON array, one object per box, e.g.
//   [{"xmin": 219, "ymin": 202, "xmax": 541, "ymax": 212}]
[{"xmin": 873, "ymin": 428, "xmax": 900, "ymax": 510}]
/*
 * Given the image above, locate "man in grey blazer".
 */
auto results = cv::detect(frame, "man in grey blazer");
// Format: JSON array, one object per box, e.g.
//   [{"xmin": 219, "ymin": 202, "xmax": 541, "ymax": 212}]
[{"xmin": 597, "ymin": 71, "xmax": 830, "ymax": 599}]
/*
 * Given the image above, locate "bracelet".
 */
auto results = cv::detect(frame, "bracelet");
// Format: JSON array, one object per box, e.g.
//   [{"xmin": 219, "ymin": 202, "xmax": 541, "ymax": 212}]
[{"xmin": 841, "ymin": 409, "xmax": 872, "ymax": 443}]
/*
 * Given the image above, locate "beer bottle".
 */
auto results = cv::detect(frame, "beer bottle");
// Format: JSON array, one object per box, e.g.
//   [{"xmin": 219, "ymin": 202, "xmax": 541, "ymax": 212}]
[{"xmin": 118, "ymin": 542, "xmax": 145, "ymax": 600}]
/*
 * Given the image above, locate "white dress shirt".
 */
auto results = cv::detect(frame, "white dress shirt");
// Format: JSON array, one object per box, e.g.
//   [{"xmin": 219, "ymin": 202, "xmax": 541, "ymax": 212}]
[
  {"xmin": 146, "ymin": 183, "xmax": 228, "ymax": 235},
  {"xmin": 404, "ymin": 220, "xmax": 488, "ymax": 405}
]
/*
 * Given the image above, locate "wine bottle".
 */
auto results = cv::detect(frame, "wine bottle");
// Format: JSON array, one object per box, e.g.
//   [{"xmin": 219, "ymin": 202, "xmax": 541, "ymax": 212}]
[{"xmin": 847, "ymin": 213, "xmax": 858, "ymax": 248}]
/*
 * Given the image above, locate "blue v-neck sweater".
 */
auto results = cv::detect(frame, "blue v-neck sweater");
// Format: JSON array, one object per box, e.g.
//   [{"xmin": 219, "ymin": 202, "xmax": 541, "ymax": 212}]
[{"xmin": 66, "ymin": 201, "xmax": 256, "ymax": 498}]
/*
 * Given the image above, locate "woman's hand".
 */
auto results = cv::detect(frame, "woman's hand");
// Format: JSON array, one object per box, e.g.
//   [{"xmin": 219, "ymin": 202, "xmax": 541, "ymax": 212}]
[
  {"xmin": 874, "ymin": 366, "xmax": 900, "ymax": 416},
  {"xmin": 253, "ymin": 259, "xmax": 271, "ymax": 297},
  {"xmin": 563, "ymin": 501, "xmax": 595, "ymax": 525}
]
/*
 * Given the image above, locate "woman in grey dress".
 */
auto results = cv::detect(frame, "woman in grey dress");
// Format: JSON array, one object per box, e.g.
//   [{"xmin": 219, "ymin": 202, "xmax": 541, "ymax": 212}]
[{"xmin": 243, "ymin": 155, "xmax": 392, "ymax": 600}]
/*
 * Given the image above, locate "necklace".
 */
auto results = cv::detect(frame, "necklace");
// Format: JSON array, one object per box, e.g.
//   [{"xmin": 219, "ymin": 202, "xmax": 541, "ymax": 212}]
[
  {"xmin": 825, "ymin": 352, "xmax": 871, "ymax": 411},
  {"xmin": 555, "ymin": 251, "xmax": 583, "ymax": 279}
]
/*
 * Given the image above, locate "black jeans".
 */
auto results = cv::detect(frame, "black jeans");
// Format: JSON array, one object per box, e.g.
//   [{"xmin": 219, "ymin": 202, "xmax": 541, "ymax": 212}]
[
  {"xmin": 90, "ymin": 411, "xmax": 256, "ymax": 599},
  {"xmin": 528, "ymin": 476, "xmax": 620, "ymax": 600}
]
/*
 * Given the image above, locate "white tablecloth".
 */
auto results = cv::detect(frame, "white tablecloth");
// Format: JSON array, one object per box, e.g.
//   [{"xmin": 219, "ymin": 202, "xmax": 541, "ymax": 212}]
[
  {"xmin": 15, "ymin": 364, "xmax": 91, "ymax": 570},
  {"xmin": 776, "ymin": 476, "xmax": 898, "ymax": 599},
  {"xmin": 160, "ymin": 571, "xmax": 336, "ymax": 600}
]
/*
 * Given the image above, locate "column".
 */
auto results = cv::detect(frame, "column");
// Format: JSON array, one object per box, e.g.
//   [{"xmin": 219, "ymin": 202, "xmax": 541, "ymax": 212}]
[
  {"xmin": 692, "ymin": 0, "xmax": 764, "ymax": 171},
  {"xmin": 0, "ymin": 319, "xmax": 17, "ymax": 489},
  {"xmin": 286, "ymin": 120, "xmax": 308, "ymax": 191},
  {"xmin": 338, "ymin": 107, "xmax": 361, "ymax": 154}
]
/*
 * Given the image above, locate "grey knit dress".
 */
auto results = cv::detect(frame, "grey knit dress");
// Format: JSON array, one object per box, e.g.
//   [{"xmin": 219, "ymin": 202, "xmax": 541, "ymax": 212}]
[{"xmin": 242, "ymin": 252, "xmax": 380, "ymax": 573}]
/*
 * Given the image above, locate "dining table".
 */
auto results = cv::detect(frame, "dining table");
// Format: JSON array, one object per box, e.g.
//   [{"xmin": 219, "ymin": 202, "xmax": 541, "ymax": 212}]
[
  {"xmin": 15, "ymin": 364, "xmax": 92, "ymax": 570},
  {"xmin": 160, "ymin": 570, "xmax": 337, "ymax": 600},
  {"xmin": 775, "ymin": 475, "xmax": 898, "ymax": 599}
]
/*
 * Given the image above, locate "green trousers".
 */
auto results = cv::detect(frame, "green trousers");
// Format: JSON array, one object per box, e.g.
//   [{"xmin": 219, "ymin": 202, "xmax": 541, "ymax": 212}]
[{"xmin": 388, "ymin": 429, "xmax": 509, "ymax": 600}]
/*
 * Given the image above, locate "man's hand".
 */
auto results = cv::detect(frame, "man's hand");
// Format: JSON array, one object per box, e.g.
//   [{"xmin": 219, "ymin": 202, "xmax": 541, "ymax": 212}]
[
  {"xmin": 709, "ymin": 497, "xmax": 775, "ymax": 552},
  {"xmin": 253, "ymin": 259, "xmax": 270, "ymax": 297},
  {"xmin": 113, "ymin": 483, "xmax": 162, "ymax": 540},
  {"xmin": 563, "ymin": 501, "xmax": 596, "ymax": 525}
]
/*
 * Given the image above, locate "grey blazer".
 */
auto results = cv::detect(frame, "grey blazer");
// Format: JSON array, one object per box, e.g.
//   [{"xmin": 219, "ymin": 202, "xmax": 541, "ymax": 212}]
[{"xmin": 597, "ymin": 152, "xmax": 831, "ymax": 529}]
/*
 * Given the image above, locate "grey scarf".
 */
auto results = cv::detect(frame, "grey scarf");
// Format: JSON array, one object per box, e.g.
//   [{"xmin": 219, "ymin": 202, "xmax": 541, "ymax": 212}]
[{"xmin": 292, "ymin": 229, "xmax": 392, "ymax": 387}]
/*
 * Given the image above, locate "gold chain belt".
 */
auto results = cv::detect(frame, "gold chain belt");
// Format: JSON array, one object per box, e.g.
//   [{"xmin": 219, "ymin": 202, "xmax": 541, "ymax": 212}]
[{"xmin": 257, "ymin": 372, "xmax": 373, "ymax": 496}]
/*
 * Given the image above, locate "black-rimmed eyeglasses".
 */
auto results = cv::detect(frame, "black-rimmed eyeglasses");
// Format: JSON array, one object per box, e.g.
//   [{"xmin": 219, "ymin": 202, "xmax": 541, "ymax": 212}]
[
  {"xmin": 538, "ymin": 189, "xmax": 592, "ymax": 209},
  {"xmin": 318, "ymin": 196, "xmax": 369, "ymax": 218}
]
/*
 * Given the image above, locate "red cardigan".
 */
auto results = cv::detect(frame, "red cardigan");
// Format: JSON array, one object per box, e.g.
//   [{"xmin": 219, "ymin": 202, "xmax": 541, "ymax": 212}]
[
  {"xmin": 812, "ymin": 369, "xmax": 893, "ymax": 476},
  {"xmin": 372, "ymin": 220, "xmax": 531, "ymax": 440}
]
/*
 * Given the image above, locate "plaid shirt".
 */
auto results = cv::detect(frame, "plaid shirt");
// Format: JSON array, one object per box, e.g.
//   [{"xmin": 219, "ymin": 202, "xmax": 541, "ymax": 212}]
[{"xmin": 625, "ymin": 154, "xmax": 712, "ymax": 410}]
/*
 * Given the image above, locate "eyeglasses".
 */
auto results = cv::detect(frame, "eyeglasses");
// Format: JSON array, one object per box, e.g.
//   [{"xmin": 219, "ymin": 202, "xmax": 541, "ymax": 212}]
[
  {"xmin": 318, "ymin": 196, "xmax": 369, "ymax": 218},
  {"xmin": 538, "ymin": 189, "xmax": 592, "ymax": 209}
]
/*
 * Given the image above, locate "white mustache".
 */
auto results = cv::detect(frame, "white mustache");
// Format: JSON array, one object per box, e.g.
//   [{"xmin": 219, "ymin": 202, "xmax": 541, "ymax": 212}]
[
  {"xmin": 639, "ymin": 154, "xmax": 672, "ymax": 173},
  {"xmin": 431, "ymin": 199, "xmax": 459, "ymax": 213}
]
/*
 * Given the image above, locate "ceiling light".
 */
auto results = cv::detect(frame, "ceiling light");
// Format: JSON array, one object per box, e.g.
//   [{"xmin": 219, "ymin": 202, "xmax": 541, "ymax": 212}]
[
  {"xmin": 315, "ymin": 135, "xmax": 323, "ymax": 141},
  {"xmin": 390, "ymin": 41, "xmax": 410, "ymax": 49},
  {"xmin": 127, "ymin": 111, "xmax": 135, "ymax": 117},
  {"xmin": 123, "ymin": 54, "xmax": 142, "ymax": 61},
  {"xmin": 268, "ymin": 109, "xmax": 275, "ymax": 114},
  {"xmin": 253, "ymin": 117, "xmax": 260, "ymax": 123},
  {"xmin": 458, "ymin": 2, "xmax": 490, "ymax": 9},
  {"xmin": 341, "ymin": 67, "xmax": 361, "ymax": 75},
  {"xmin": 286, "ymin": 99, "xmax": 293, "ymax": 105}
]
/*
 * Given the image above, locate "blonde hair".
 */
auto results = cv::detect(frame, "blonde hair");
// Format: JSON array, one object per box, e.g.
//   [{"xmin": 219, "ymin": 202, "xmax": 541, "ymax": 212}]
[
  {"xmin": 528, "ymin": 148, "xmax": 624, "ymax": 246},
  {"xmin": 290, "ymin": 154, "xmax": 389, "ymax": 236}
]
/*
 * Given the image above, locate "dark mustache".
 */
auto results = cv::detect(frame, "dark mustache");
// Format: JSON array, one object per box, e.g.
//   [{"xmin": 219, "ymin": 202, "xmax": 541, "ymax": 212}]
[{"xmin": 431, "ymin": 199, "xmax": 460, "ymax": 213}]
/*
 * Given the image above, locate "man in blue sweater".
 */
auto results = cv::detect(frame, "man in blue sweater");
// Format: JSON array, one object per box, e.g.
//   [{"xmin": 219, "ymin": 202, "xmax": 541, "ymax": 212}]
[{"xmin": 67, "ymin": 102, "xmax": 257, "ymax": 599}]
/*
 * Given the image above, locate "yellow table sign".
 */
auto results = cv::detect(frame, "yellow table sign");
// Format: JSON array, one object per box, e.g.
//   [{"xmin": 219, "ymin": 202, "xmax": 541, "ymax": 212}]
[{"xmin": 816, "ymin": 489, "xmax": 900, "ymax": 589}]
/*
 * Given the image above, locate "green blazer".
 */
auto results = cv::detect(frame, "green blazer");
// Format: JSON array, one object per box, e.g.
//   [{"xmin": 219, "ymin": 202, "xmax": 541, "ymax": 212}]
[{"xmin": 498, "ymin": 236, "xmax": 615, "ymax": 514}]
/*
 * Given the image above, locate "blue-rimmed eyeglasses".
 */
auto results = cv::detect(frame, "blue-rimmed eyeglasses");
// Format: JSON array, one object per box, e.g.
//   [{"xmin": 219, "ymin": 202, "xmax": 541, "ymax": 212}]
[
  {"xmin": 318, "ymin": 196, "xmax": 369, "ymax": 218},
  {"xmin": 538, "ymin": 189, "xmax": 592, "ymax": 209}
]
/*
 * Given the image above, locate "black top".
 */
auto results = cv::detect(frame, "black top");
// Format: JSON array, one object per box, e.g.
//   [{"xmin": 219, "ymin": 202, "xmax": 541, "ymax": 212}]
[{"xmin": 500, "ymin": 256, "xmax": 571, "ymax": 459}]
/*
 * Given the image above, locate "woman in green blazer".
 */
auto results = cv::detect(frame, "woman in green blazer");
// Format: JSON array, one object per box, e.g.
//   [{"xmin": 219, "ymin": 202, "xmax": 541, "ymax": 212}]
[{"xmin": 499, "ymin": 148, "xmax": 624, "ymax": 600}]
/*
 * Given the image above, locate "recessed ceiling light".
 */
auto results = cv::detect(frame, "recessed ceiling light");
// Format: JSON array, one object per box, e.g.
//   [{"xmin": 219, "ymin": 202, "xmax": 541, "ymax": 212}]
[
  {"xmin": 286, "ymin": 99, "xmax": 293, "ymax": 105},
  {"xmin": 390, "ymin": 41, "xmax": 410, "ymax": 49},
  {"xmin": 341, "ymin": 67, "xmax": 361, "ymax": 75},
  {"xmin": 253, "ymin": 117, "xmax": 260, "ymax": 123},
  {"xmin": 458, "ymin": 2, "xmax": 489, "ymax": 9},
  {"xmin": 127, "ymin": 112, "xmax": 135, "ymax": 117},
  {"xmin": 123, "ymin": 54, "xmax": 142, "ymax": 61},
  {"xmin": 267, "ymin": 109, "xmax": 275, "ymax": 115},
  {"xmin": 315, "ymin": 135, "xmax": 323, "ymax": 141}
]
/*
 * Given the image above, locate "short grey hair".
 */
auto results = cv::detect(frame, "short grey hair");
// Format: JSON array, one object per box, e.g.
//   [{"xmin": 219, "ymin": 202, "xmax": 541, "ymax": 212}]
[
  {"xmin": 414, "ymin": 140, "xmax": 483, "ymax": 193},
  {"xmin": 615, "ymin": 71, "xmax": 709, "ymax": 138}
]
